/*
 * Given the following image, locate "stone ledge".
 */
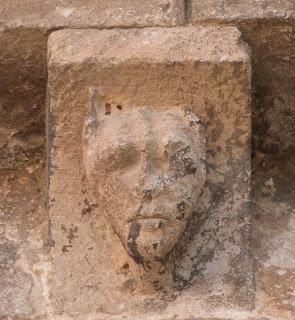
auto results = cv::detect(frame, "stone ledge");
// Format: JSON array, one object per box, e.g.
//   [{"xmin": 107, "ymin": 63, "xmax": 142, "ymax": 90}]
[
  {"xmin": 191, "ymin": 0, "xmax": 295, "ymax": 23},
  {"xmin": 0, "ymin": 0, "xmax": 184, "ymax": 29},
  {"xmin": 48, "ymin": 27, "xmax": 250, "ymax": 66}
]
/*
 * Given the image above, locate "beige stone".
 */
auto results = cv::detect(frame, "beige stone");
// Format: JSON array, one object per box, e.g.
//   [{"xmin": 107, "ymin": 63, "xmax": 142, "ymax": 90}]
[
  {"xmin": 191, "ymin": 0, "xmax": 295, "ymax": 21},
  {"xmin": 83, "ymin": 92, "xmax": 206, "ymax": 293},
  {"xmin": 191, "ymin": 4, "xmax": 295, "ymax": 318},
  {"xmin": 0, "ymin": 0, "xmax": 184, "ymax": 28},
  {"xmin": 0, "ymin": 2, "xmax": 294, "ymax": 319},
  {"xmin": 0, "ymin": 28, "xmax": 48, "ymax": 319},
  {"xmin": 47, "ymin": 27, "xmax": 253, "ymax": 318}
]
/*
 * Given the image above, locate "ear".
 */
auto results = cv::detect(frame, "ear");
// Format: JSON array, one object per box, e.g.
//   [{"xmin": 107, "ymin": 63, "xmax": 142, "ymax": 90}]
[
  {"xmin": 89, "ymin": 86, "xmax": 98, "ymax": 122},
  {"xmin": 83, "ymin": 87, "xmax": 105, "ymax": 179},
  {"xmin": 83, "ymin": 86, "xmax": 105, "ymax": 142},
  {"xmin": 183, "ymin": 107, "xmax": 206, "ymax": 162}
]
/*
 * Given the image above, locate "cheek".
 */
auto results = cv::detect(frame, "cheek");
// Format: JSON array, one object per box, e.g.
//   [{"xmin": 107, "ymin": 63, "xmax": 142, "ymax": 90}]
[
  {"xmin": 95, "ymin": 178, "xmax": 139, "ymax": 222},
  {"xmin": 169, "ymin": 178, "xmax": 199, "ymax": 218},
  {"xmin": 170, "ymin": 176, "xmax": 196, "ymax": 199}
]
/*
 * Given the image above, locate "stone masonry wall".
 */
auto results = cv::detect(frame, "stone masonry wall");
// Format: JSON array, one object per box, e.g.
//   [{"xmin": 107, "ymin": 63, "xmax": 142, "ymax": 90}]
[{"xmin": 0, "ymin": 1, "xmax": 294, "ymax": 319}]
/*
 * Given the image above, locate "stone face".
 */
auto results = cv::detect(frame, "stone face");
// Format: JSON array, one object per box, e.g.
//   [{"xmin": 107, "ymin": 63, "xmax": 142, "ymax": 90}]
[
  {"xmin": 47, "ymin": 27, "xmax": 253, "ymax": 318},
  {"xmin": 0, "ymin": 0, "xmax": 185, "ymax": 28},
  {"xmin": 83, "ymin": 100, "xmax": 206, "ymax": 293}
]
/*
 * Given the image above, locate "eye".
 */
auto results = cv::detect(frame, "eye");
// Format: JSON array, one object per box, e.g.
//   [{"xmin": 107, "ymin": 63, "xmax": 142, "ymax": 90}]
[
  {"xmin": 99, "ymin": 143, "xmax": 140, "ymax": 171},
  {"xmin": 169, "ymin": 146, "xmax": 197, "ymax": 175}
]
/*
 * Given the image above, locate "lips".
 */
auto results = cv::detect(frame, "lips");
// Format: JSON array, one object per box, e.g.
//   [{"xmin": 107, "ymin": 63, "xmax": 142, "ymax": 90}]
[{"xmin": 128, "ymin": 217, "xmax": 168, "ymax": 229}]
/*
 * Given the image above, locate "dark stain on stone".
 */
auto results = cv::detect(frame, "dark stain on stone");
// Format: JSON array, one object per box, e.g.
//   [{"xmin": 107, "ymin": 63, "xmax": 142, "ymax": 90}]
[
  {"xmin": 105, "ymin": 103, "xmax": 111, "ymax": 115},
  {"xmin": 119, "ymin": 278, "xmax": 136, "ymax": 293},
  {"xmin": 67, "ymin": 225, "xmax": 78, "ymax": 244},
  {"xmin": 81, "ymin": 198, "xmax": 97, "ymax": 216},
  {"xmin": 62, "ymin": 244, "xmax": 73, "ymax": 252},
  {"xmin": 176, "ymin": 201, "xmax": 186, "ymax": 220},
  {"xmin": 0, "ymin": 240, "xmax": 18, "ymax": 268},
  {"xmin": 152, "ymin": 280, "xmax": 163, "ymax": 291},
  {"xmin": 48, "ymin": 239, "xmax": 55, "ymax": 247},
  {"xmin": 127, "ymin": 221, "xmax": 150, "ymax": 271},
  {"xmin": 61, "ymin": 224, "xmax": 67, "ymax": 232},
  {"xmin": 171, "ymin": 146, "xmax": 197, "ymax": 176},
  {"xmin": 49, "ymin": 197, "xmax": 56, "ymax": 208},
  {"xmin": 143, "ymin": 189, "xmax": 153, "ymax": 201},
  {"xmin": 158, "ymin": 269, "xmax": 166, "ymax": 275},
  {"xmin": 47, "ymin": 108, "xmax": 56, "ymax": 179},
  {"xmin": 154, "ymin": 255, "xmax": 169, "ymax": 266},
  {"xmin": 160, "ymin": 2, "xmax": 171, "ymax": 12}
]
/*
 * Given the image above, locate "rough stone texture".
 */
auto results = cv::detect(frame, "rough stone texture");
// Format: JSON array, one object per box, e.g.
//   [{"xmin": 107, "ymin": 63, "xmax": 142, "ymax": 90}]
[
  {"xmin": 240, "ymin": 21, "xmax": 295, "ymax": 159},
  {"xmin": 192, "ymin": 2, "xmax": 295, "ymax": 159},
  {"xmin": 252, "ymin": 154, "xmax": 295, "ymax": 320},
  {"xmin": 0, "ymin": 168, "xmax": 48, "ymax": 319},
  {"xmin": 0, "ymin": 0, "xmax": 185, "ymax": 28},
  {"xmin": 0, "ymin": 29, "xmax": 46, "ymax": 171},
  {"xmin": 47, "ymin": 27, "xmax": 253, "ymax": 318},
  {"xmin": 82, "ymin": 103, "xmax": 207, "ymax": 294},
  {"xmin": 0, "ymin": 2, "xmax": 183, "ymax": 318},
  {"xmin": 0, "ymin": 2, "xmax": 294, "ymax": 319},
  {"xmin": 0, "ymin": 28, "xmax": 48, "ymax": 319},
  {"xmin": 245, "ymin": 22, "xmax": 295, "ymax": 318},
  {"xmin": 191, "ymin": 0, "xmax": 295, "ymax": 21},
  {"xmin": 192, "ymin": 3, "xmax": 295, "ymax": 318}
]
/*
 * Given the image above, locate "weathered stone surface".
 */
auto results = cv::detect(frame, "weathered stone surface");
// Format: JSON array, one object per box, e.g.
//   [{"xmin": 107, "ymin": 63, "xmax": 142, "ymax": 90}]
[
  {"xmin": 192, "ymin": 3, "xmax": 295, "ymax": 160},
  {"xmin": 0, "ymin": 167, "xmax": 48, "ymax": 319},
  {"xmin": 0, "ymin": 29, "xmax": 46, "ymax": 171},
  {"xmin": 47, "ymin": 27, "xmax": 252, "ymax": 318},
  {"xmin": 252, "ymin": 154, "xmax": 295, "ymax": 320},
  {"xmin": 83, "ymin": 102, "xmax": 207, "ymax": 293},
  {"xmin": 240, "ymin": 21, "xmax": 295, "ymax": 159},
  {"xmin": 191, "ymin": 0, "xmax": 295, "ymax": 21},
  {"xmin": 192, "ymin": 4, "xmax": 295, "ymax": 317},
  {"xmin": 0, "ymin": 28, "xmax": 48, "ymax": 319},
  {"xmin": 0, "ymin": 0, "xmax": 184, "ymax": 28}
]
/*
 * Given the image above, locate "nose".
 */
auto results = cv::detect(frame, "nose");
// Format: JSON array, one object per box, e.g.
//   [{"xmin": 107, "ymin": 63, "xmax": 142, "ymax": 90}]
[
  {"xmin": 142, "ymin": 187, "xmax": 153, "ymax": 201},
  {"xmin": 139, "ymin": 174, "xmax": 166, "ymax": 201},
  {"xmin": 136, "ymin": 145, "xmax": 166, "ymax": 200}
]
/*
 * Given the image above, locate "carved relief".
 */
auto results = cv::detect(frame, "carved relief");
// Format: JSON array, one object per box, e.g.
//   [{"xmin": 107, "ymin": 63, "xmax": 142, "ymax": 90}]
[{"xmin": 83, "ymin": 88, "xmax": 206, "ymax": 293}]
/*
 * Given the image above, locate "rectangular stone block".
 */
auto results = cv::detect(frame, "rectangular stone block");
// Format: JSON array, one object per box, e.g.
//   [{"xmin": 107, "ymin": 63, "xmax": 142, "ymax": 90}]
[
  {"xmin": 191, "ymin": 0, "xmax": 295, "ymax": 22},
  {"xmin": 47, "ymin": 27, "xmax": 253, "ymax": 318},
  {"xmin": 0, "ymin": 0, "xmax": 184, "ymax": 28}
]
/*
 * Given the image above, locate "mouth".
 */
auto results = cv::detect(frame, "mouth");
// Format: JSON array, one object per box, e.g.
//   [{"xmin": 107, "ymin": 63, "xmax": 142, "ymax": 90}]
[{"xmin": 127, "ymin": 217, "xmax": 168, "ymax": 229}]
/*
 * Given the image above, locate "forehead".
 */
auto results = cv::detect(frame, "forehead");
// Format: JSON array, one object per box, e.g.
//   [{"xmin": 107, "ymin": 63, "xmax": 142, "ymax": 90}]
[{"xmin": 99, "ymin": 108, "xmax": 194, "ymax": 147}]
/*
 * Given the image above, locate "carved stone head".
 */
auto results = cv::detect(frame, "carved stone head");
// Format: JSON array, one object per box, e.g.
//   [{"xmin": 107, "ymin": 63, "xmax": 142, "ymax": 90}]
[{"xmin": 83, "ymin": 89, "xmax": 206, "ymax": 290}]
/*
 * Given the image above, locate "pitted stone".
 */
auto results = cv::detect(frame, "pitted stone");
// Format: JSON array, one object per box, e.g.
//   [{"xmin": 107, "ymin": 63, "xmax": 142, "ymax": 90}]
[
  {"xmin": 0, "ymin": 0, "xmax": 185, "ymax": 28},
  {"xmin": 191, "ymin": 0, "xmax": 295, "ymax": 22},
  {"xmin": 47, "ymin": 27, "xmax": 253, "ymax": 318}
]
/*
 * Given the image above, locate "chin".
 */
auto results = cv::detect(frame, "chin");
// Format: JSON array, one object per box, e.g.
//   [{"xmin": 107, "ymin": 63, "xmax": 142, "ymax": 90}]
[
  {"xmin": 123, "ymin": 220, "xmax": 183, "ymax": 263},
  {"xmin": 137, "ymin": 240, "xmax": 176, "ymax": 261}
]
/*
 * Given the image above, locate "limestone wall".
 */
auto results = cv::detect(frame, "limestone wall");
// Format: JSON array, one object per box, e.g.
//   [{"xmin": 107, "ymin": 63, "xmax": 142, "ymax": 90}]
[{"xmin": 0, "ymin": 1, "xmax": 294, "ymax": 320}]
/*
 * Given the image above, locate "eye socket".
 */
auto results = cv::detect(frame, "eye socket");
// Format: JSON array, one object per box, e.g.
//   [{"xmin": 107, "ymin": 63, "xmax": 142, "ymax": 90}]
[
  {"xmin": 98, "ymin": 144, "xmax": 140, "ymax": 172},
  {"xmin": 169, "ymin": 146, "xmax": 198, "ymax": 175}
]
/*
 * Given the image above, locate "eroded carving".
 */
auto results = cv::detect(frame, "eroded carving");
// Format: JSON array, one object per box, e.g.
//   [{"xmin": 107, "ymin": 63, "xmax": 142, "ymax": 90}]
[{"xmin": 83, "ymin": 88, "xmax": 206, "ymax": 293}]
